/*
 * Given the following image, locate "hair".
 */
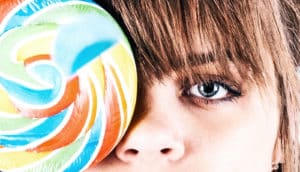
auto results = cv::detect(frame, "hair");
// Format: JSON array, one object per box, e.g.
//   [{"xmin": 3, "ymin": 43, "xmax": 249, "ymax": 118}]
[{"xmin": 97, "ymin": 0, "xmax": 300, "ymax": 171}]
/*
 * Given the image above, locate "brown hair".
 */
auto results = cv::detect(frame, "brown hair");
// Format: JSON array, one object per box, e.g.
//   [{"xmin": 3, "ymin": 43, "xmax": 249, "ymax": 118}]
[{"xmin": 99, "ymin": 0, "xmax": 300, "ymax": 171}]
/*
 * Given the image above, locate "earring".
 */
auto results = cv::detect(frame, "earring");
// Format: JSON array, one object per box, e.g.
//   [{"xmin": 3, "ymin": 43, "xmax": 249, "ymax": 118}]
[{"xmin": 272, "ymin": 163, "xmax": 279, "ymax": 171}]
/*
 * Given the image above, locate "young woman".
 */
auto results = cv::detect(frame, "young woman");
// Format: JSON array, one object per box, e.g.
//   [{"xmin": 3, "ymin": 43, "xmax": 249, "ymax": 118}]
[{"xmin": 89, "ymin": 0, "xmax": 300, "ymax": 171}]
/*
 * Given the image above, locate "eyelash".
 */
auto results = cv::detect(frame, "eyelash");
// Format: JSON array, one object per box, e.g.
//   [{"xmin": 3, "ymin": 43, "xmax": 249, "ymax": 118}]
[{"xmin": 181, "ymin": 77, "xmax": 242, "ymax": 106}]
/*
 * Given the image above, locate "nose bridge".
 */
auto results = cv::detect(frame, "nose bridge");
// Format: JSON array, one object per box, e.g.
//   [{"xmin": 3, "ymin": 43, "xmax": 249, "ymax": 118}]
[
  {"xmin": 130, "ymin": 79, "xmax": 184, "ymax": 141},
  {"xmin": 125, "ymin": 79, "xmax": 183, "ymax": 139}
]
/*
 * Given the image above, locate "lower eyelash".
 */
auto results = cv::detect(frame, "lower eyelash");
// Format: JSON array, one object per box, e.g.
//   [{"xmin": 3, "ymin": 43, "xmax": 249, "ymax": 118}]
[{"xmin": 187, "ymin": 92, "xmax": 240, "ymax": 106}]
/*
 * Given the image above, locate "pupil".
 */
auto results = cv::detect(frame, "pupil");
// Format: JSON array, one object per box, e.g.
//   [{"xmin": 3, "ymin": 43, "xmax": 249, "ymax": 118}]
[{"xmin": 199, "ymin": 83, "xmax": 219, "ymax": 97}]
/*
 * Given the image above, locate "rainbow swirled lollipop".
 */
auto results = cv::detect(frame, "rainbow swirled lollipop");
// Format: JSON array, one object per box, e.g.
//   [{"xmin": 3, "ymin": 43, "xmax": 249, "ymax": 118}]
[{"xmin": 0, "ymin": 0, "xmax": 137, "ymax": 171}]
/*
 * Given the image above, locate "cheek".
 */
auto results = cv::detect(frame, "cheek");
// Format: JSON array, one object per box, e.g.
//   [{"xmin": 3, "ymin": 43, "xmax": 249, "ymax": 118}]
[{"xmin": 187, "ymin": 88, "xmax": 280, "ymax": 170}]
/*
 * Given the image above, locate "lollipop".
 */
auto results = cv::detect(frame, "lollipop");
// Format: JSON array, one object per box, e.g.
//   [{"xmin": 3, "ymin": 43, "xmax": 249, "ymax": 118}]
[{"xmin": 0, "ymin": 0, "xmax": 137, "ymax": 171}]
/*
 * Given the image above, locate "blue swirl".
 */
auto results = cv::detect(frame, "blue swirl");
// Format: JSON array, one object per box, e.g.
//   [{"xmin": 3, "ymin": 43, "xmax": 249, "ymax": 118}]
[
  {"xmin": 53, "ymin": 13, "xmax": 122, "ymax": 76},
  {"xmin": 0, "ymin": 108, "xmax": 69, "ymax": 147},
  {"xmin": 0, "ymin": 63, "xmax": 62, "ymax": 105},
  {"xmin": 1, "ymin": 0, "xmax": 95, "ymax": 34},
  {"xmin": 64, "ymin": 100, "xmax": 104, "ymax": 171}
]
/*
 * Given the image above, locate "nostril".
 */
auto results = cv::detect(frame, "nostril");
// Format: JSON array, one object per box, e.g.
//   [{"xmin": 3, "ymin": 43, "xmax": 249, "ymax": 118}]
[
  {"xmin": 124, "ymin": 149, "xmax": 139, "ymax": 156},
  {"xmin": 160, "ymin": 148, "xmax": 172, "ymax": 154},
  {"xmin": 161, "ymin": 145, "xmax": 185, "ymax": 161}
]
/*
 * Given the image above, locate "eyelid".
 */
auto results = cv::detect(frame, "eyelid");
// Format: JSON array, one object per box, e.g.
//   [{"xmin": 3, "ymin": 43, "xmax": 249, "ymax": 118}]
[
  {"xmin": 180, "ymin": 74, "xmax": 241, "ymax": 92},
  {"xmin": 180, "ymin": 75, "xmax": 242, "ymax": 106}
]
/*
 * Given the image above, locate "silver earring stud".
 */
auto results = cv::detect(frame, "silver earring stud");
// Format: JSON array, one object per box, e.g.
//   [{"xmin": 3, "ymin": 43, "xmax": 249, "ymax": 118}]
[{"xmin": 272, "ymin": 163, "xmax": 279, "ymax": 171}]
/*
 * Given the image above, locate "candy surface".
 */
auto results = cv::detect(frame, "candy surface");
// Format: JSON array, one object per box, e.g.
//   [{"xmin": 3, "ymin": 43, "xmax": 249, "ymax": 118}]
[{"xmin": 0, "ymin": 0, "xmax": 137, "ymax": 171}]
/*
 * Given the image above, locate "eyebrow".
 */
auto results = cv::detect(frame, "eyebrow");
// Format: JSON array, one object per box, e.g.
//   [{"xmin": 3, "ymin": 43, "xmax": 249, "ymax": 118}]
[
  {"xmin": 186, "ymin": 52, "xmax": 215, "ymax": 66},
  {"xmin": 171, "ymin": 49, "xmax": 232, "ymax": 70}
]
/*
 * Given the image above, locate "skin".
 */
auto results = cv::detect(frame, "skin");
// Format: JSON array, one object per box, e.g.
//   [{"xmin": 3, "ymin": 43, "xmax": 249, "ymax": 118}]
[{"xmin": 87, "ymin": 61, "xmax": 280, "ymax": 172}]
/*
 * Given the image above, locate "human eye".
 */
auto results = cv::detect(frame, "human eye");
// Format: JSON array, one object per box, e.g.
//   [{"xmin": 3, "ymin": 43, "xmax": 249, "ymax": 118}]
[{"xmin": 182, "ymin": 78, "xmax": 242, "ymax": 106}]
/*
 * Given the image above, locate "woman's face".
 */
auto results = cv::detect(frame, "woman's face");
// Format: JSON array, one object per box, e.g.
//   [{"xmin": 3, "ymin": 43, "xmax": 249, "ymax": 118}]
[{"xmin": 89, "ymin": 61, "xmax": 281, "ymax": 172}]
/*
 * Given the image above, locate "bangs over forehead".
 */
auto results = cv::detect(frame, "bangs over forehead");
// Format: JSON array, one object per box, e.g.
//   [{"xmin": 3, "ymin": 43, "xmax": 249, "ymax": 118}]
[{"xmin": 112, "ymin": 0, "xmax": 296, "ymax": 87}]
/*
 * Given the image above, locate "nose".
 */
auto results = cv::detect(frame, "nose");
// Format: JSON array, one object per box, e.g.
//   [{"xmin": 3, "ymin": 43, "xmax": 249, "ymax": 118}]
[
  {"xmin": 115, "ymin": 119, "xmax": 185, "ymax": 163},
  {"xmin": 115, "ymin": 80, "xmax": 186, "ymax": 164}
]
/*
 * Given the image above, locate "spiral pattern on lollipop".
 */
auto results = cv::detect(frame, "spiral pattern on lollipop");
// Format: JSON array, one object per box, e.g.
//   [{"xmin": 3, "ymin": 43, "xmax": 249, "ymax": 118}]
[{"xmin": 0, "ymin": 0, "xmax": 137, "ymax": 171}]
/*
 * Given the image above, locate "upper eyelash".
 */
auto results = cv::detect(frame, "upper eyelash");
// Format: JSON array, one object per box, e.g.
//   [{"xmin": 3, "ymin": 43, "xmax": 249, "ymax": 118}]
[
  {"xmin": 180, "ymin": 74, "xmax": 241, "ymax": 93},
  {"xmin": 179, "ymin": 77, "xmax": 242, "ymax": 106},
  {"xmin": 212, "ymin": 81, "xmax": 242, "ymax": 96}
]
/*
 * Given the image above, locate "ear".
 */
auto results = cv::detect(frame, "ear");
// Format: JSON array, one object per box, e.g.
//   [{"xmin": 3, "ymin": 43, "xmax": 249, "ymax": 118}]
[{"xmin": 272, "ymin": 137, "xmax": 283, "ymax": 166}]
